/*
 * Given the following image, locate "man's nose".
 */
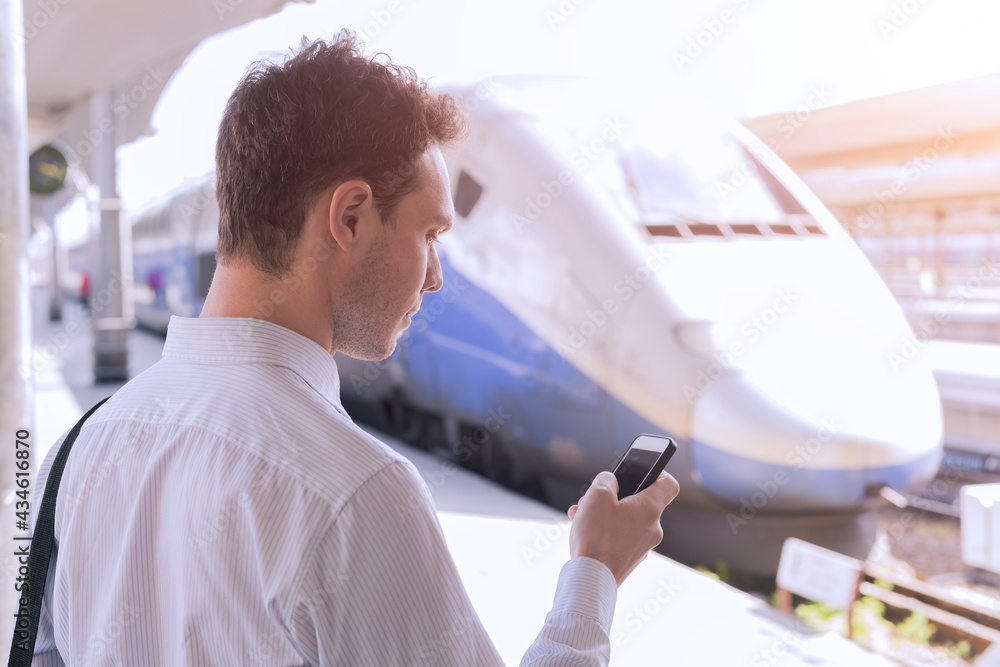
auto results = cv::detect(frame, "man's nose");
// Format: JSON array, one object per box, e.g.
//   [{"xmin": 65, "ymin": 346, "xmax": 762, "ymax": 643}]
[{"xmin": 424, "ymin": 248, "xmax": 444, "ymax": 293}]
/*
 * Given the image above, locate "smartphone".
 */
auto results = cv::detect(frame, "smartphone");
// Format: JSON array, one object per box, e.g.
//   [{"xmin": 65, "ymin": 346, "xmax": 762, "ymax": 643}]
[{"xmin": 611, "ymin": 434, "xmax": 677, "ymax": 500}]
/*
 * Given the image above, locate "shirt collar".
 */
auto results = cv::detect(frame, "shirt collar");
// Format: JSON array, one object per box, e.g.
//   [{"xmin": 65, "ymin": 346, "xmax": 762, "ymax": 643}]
[{"xmin": 162, "ymin": 316, "xmax": 343, "ymax": 408}]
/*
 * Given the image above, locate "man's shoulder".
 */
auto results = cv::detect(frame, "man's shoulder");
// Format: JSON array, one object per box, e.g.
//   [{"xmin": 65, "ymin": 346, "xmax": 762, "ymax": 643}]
[
  {"xmin": 340, "ymin": 428, "xmax": 432, "ymax": 500},
  {"xmin": 87, "ymin": 361, "xmax": 418, "ymax": 510},
  {"xmin": 265, "ymin": 423, "xmax": 435, "ymax": 542},
  {"xmin": 247, "ymin": 405, "xmax": 420, "ymax": 510}
]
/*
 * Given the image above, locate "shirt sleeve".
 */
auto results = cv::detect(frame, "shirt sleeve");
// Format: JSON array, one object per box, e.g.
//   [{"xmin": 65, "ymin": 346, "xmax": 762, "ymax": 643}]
[
  {"xmin": 519, "ymin": 557, "xmax": 618, "ymax": 667},
  {"xmin": 286, "ymin": 459, "xmax": 507, "ymax": 666},
  {"xmin": 285, "ymin": 458, "xmax": 619, "ymax": 667}
]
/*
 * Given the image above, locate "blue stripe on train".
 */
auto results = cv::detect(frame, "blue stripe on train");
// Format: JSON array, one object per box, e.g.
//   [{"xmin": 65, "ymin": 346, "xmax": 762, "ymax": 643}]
[
  {"xmin": 689, "ymin": 437, "xmax": 942, "ymax": 510},
  {"xmin": 404, "ymin": 251, "xmax": 678, "ymax": 477},
  {"xmin": 412, "ymin": 252, "xmax": 937, "ymax": 510}
]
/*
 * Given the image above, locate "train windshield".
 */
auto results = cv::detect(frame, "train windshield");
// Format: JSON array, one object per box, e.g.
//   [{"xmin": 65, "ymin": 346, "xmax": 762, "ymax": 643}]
[
  {"xmin": 621, "ymin": 139, "xmax": 783, "ymax": 223},
  {"xmin": 507, "ymin": 79, "xmax": 824, "ymax": 239},
  {"xmin": 614, "ymin": 136, "xmax": 825, "ymax": 239}
]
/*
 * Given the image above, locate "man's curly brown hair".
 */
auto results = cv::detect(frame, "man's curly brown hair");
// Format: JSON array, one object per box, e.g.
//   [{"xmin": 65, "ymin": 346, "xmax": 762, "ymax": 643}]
[{"xmin": 215, "ymin": 30, "xmax": 467, "ymax": 278}]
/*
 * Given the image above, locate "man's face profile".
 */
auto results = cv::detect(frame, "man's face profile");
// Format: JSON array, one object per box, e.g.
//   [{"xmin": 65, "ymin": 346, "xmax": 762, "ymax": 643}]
[{"xmin": 331, "ymin": 145, "xmax": 454, "ymax": 362}]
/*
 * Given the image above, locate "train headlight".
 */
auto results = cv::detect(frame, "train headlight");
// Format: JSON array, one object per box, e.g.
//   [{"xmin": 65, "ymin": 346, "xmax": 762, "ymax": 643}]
[{"xmin": 673, "ymin": 320, "xmax": 734, "ymax": 360}]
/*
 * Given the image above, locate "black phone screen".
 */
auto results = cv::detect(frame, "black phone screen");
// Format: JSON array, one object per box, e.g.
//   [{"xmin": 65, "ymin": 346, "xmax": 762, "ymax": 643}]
[
  {"xmin": 613, "ymin": 435, "xmax": 675, "ymax": 500},
  {"xmin": 615, "ymin": 448, "xmax": 661, "ymax": 497}
]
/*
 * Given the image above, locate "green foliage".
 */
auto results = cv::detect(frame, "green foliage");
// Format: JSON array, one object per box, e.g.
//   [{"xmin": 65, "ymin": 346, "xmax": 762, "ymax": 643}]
[
  {"xmin": 850, "ymin": 596, "xmax": 889, "ymax": 639},
  {"xmin": 714, "ymin": 559, "xmax": 730, "ymax": 584},
  {"xmin": 896, "ymin": 611, "xmax": 936, "ymax": 645},
  {"xmin": 693, "ymin": 560, "xmax": 729, "ymax": 583},
  {"xmin": 949, "ymin": 640, "xmax": 971, "ymax": 659},
  {"xmin": 853, "ymin": 596, "xmax": 886, "ymax": 617},
  {"xmin": 873, "ymin": 578, "xmax": 894, "ymax": 592},
  {"xmin": 793, "ymin": 595, "xmax": 968, "ymax": 664},
  {"xmin": 795, "ymin": 601, "xmax": 842, "ymax": 627}
]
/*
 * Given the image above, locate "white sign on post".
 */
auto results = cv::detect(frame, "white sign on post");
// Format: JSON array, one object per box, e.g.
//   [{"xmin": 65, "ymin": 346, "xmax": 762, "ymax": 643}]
[
  {"xmin": 960, "ymin": 483, "xmax": 1000, "ymax": 574},
  {"xmin": 776, "ymin": 537, "xmax": 864, "ymax": 611}
]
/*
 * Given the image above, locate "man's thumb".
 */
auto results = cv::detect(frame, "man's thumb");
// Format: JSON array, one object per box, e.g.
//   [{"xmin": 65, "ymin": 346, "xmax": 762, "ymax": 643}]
[{"xmin": 589, "ymin": 470, "xmax": 619, "ymax": 496}]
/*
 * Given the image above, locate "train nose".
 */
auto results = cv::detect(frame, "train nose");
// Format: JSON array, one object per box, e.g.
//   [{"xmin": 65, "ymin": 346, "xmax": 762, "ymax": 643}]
[{"xmin": 687, "ymin": 363, "xmax": 943, "ymax": 513}]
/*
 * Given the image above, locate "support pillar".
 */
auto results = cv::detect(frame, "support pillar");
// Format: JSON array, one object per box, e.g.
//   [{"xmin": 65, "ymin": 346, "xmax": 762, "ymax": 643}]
[
  {"xmin": 0, "ymin": 0, "xmax": 33, "ymax": 646},
  {"xmin": 87, "ymin": 88, "xmax": 131, "ymax": 382},
  {"xmin": 47, "ymin": 197, "xmax": 61, "ymax": 321}
]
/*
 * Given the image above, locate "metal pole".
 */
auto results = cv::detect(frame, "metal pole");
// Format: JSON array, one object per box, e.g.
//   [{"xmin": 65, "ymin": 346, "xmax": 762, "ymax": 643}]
[
  {"xmin": 47, "ymin": 197, "xmax": 61, "ymax": 321},
  {"xmin": 934, "ymin": 209, "xmax": 944, "ymax": 297},
  {"xmin": 0, "ymin": 0, "xmax": 33, "ymax": 645},
  {"xmin": 88, "ymin": 88, "xmax": 130, "ymax": 382},
  {"xmin": 30, "ymin": 194, "xmax": 63, "ymax": 321}
]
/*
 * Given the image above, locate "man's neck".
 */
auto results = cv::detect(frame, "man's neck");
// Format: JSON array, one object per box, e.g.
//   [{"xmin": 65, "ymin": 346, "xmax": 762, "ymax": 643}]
[{"xmin": 200, "ymin": 262, "xmax": 334, "ymax": 353}]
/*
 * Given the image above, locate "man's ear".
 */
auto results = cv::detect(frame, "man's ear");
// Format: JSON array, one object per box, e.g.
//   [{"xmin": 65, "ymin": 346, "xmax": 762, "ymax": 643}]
[{"xmin": 328, "ymin": 179, "xmax": 378, "ymax": 251}]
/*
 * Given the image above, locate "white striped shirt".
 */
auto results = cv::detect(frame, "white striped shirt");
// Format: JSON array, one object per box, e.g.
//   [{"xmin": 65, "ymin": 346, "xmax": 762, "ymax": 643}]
[{"xmin": 30, "ymin": 316, "xmax": 618, "ymax": 666}]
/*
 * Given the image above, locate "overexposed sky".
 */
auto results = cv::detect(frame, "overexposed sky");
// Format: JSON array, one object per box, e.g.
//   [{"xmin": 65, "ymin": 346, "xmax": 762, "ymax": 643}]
[{"xmin": 105, "ymin": 0, "xmax": 1000, "ymax": 215}]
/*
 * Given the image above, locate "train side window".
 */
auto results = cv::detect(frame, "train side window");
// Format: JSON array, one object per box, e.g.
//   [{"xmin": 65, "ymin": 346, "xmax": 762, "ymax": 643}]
[
  {"xmin": 688, "ymin": 223, "xmax": 724, "ymax": 237},
  {"xmin": 646, "ymin": 224, "xmax": 683, "ymax": 238},
  {"xmin": 454, "ymin": 170, "xmax": 483, "ymax": 218},
  {"xmin": 730, "ymin": 224, "xmax": 764, "ymax": 236}
]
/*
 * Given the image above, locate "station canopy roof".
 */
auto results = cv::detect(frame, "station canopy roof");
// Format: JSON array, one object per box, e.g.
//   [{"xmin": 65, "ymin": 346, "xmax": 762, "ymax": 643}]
[
  {"xmin": 743, "ymin": 73, "xmax": 1000, "ymax": 210},
  {"xmin": 24, "ymin": 0, "xmax": 308, "ymax": 152}
]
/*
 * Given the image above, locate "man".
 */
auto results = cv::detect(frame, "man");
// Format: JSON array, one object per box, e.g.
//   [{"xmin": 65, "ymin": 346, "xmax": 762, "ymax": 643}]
[{"xmin": 31, "ymin": 31, "xmax": 679, "ymax": 665}]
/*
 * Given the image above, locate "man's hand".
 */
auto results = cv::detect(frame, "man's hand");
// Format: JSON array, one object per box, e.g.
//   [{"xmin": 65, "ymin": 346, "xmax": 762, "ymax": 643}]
[{"xmin": 566, "ymin": 470, "xmax": 680, "ymax": 587}]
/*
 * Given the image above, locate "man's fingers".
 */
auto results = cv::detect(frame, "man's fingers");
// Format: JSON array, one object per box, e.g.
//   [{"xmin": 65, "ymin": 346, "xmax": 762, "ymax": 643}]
[
  {"xmin": 638, "ymin": 471, "xmax": 680, "ymax": 508},
  {"xmin": 567, "ymin": 504, "xmax": 578, "ymax": 519},
  {"xmin": 588, "ymin": 470, "xmax": 619, "ymax": 496}
]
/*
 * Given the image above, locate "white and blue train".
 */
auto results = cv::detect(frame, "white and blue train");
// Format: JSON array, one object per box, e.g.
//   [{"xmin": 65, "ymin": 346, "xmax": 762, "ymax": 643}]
[{"xmin": 131, "ymin": 79, "xmax": 943, "ymax": 574}]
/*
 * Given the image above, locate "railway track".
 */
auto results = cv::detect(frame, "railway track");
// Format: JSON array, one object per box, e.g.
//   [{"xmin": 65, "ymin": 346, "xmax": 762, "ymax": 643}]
[
  {"xmin": 859, "ymin": 566, "xmax": 1000, "ymax": 660},
  {"xmin": 898, "ymin": 446, "xmax": 1000, "ymax": 519},
  {"xmin": 871, "ymin": 447, "xmax": 1000, "ymax": 661}
]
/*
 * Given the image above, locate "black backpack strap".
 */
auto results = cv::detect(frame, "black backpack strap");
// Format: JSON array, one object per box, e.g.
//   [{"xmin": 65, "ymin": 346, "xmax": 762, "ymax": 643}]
[{"xmin": 8, "ymin": 396, "xmax": 111, "ymax": 666}]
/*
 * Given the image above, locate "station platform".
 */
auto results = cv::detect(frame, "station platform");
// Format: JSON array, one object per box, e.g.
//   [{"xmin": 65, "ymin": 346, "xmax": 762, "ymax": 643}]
[
  {"xmin": 29, "ymin": 296, "xmax": 892, "ymax": 666},
  {"xmin": 929, "ymin": 340, "xmax": 1000, "ymax": 458},
  {"xmin": 930, "ymin": 339, "xmax": 1000, "ymax": 408}
]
